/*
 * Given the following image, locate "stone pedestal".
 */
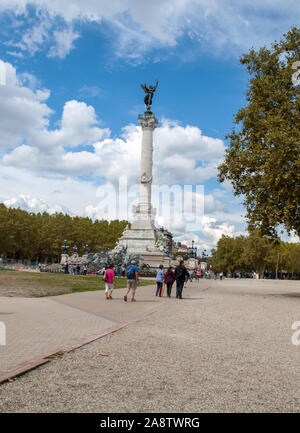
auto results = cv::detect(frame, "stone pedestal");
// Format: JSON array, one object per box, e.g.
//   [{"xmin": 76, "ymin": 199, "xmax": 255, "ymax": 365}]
[{"xmin": 60, "ymin": 254, "xmax": 69, "ymax": 265}]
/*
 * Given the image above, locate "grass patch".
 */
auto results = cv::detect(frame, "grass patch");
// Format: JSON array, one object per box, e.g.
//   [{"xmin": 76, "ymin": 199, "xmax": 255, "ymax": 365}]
[
  {"xmin": 0, "ymin": 266, "xmax": 15, "ymax": 271},
  {"xmin": 46, "ymin": 351, "xmax": 65, "ymax": 360},
  {"xmin": 0, "ymin": 268, "xmax": 155, "ymax": 297}
]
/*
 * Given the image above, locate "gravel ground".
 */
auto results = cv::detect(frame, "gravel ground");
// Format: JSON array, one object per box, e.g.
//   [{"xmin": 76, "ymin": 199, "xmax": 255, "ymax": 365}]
[{"xmin": 0, "ymin": 279, "xmax": 300, "ymax": 413}]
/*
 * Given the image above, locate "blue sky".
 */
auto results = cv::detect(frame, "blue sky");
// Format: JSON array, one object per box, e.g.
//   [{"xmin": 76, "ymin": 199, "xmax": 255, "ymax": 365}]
[{"xmin": 0, "ymin": 1, "xmax": 299, "ymax": 251}]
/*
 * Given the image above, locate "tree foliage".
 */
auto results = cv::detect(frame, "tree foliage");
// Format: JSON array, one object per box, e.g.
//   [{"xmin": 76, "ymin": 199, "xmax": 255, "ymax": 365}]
[
  {"xmin": 218, "ymin": 27, "xmax": 300, "ymax": 237},
  {"xmin": 211, "ymin": 230, "xmax": 300, "ymax": 277},
  {"xmin": 0, "ymin": 204, "xmax": 128, "ymax": 261}
]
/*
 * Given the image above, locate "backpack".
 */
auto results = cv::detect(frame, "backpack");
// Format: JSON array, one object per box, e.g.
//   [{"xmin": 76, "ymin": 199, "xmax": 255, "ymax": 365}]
[{"xmin": 126, "ymin": 265, "xmax": 136, "ymax": 279}]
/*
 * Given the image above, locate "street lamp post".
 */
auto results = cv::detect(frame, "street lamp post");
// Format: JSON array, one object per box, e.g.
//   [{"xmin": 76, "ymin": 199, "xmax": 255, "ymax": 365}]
[
  {"xmin": 73, "ymin": 244, "xmax": 78, "ymax": 254},
  {"xmin": 84, "ymin": 243, "xmax": 89, "ymax": 255},
  {"xmin": 61, "ymin": 239, "xmax": 69, "ymax": 254}
]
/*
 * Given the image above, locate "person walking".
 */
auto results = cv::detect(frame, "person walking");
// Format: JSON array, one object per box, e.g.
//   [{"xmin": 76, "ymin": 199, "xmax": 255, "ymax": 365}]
[
  {"xmin": 174, "ymin": 260, "xmax": 188, "ymax": 299},
  {"xmin": 124, "ymin": 260, "xmax": 139, "ymax": 302},
  {"xmin": 165, "ymin": 266, "xmax": 175, "ymax": 297},
  {"xmin": 83, "ymin": 264, "xmax": 87, "ymax": 276},
  {"xmin": 103, "ymin": 263, "xmax": 115, "ymax": 299},
  {"xmin": 155, "ymin": 264, "xmax": 165, "ymax": 297}
]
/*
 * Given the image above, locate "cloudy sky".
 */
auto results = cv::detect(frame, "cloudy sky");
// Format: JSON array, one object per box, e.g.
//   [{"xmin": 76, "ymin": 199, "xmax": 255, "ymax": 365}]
[{"xmin": 0, "ymin": 1, "xmax": 299, "ymax": 251}]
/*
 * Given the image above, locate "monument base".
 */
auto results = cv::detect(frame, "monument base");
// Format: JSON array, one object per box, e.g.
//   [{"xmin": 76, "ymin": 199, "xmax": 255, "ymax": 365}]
[{"xmin": 116, "ymin": 224, "xmax": 172, "ymax": 269}]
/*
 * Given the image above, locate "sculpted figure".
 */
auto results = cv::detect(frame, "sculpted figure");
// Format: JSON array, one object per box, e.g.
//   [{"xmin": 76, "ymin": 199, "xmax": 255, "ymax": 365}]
[{"xmin": 140, "ymin": 79, "xmax": 158, "ymax": 110}]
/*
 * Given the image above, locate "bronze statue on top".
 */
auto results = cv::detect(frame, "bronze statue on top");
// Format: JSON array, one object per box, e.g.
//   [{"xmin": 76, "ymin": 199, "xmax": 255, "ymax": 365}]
[{"xmin": 141, "ymin": 79, "xmax": 158, "ymax": 111}]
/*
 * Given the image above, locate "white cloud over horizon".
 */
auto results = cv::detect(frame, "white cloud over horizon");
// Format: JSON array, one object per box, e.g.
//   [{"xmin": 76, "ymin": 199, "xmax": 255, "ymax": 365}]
[{"xmin": 3, "ymin": 194, "xmax": 70, "ymax": 215}]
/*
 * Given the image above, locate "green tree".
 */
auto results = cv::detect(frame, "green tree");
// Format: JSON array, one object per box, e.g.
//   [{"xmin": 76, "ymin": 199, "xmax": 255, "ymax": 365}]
[
  {"xmin": 211, "ymin": 235, "xmax": 246, "ymax": 273},
  {"xmin": 241, "ymin": 230, "xmax": 278, "ymax": 276},
  {"xmin": 0, "ymin": 204, "xmax": 128, "ymax": 262},
  {"xmin": 218, "ymin": 27, "xmax": 300, "ymax": 237}
]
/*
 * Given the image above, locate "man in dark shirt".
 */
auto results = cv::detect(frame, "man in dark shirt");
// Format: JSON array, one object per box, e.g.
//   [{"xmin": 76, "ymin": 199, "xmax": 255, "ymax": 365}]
[{"xmin": 174, "ymin": 260, "xmax": 189, "ymax": 299}]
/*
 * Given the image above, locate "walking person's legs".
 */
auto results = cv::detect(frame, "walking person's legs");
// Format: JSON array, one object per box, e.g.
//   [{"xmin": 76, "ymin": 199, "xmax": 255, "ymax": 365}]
[
  {"xmin": 167, "ymin": 282, "xmax": 173, "ymax": 297},
  {"xmin": 125, "ymin": 280, "xmax": 137, "ymax": 301},
  {"xmin": 124, "ymin": 281, "xmax": 131, "ymax": 301},
  {"xmin": 158, "ymin": 282, "xmax": 163, "ymax": 297},
  {"xmin": 105, "ymin": 283, "xmax": 109, "ymax": 299},
  {"xmin": 131, "ymin": 288, "xmax": 136, "ymax": 301},
  {"xmin": 177, "ymin": 281, "xmax": 184, "ymax": 299},
  {"xmin": 156, "ymin": 282, "xmax": 160, "ymax": 296}
]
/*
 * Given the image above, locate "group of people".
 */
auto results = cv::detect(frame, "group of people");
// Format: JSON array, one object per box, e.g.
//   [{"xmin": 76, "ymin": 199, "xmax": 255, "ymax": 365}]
[
  {"xmin": 155, "ymin": 261, "xmax": 189, "ymax": 299},
  {"xmin": 64, "ymin": 263, "xmax": 88, "ymax": 275},
  {"xmin": 102, "ymin": 259, "xmax": 190, "ymax": 302},
  {"xmin": 102, "ymin": 260, "xmax": 139, "ymax": 301}
]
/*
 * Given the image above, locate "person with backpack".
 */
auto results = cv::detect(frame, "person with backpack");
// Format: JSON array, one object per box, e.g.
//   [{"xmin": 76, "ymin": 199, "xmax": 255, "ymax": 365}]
[
  {"xmin": 174, "ymin": 260, "xmax": 189, "ymax": 299},
  {"xmin": 124, "ymin": 260, "xmax": 139, "ymax": 302},
  {"xmin": 165, "ymin": 266, "xmax": 175, "ymax": 297}
]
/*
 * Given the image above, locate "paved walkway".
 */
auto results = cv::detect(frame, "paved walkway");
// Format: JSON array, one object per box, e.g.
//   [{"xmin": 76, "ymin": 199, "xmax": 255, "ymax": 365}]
[
  {"xmin": 1, "ymin": 278, "xmax": 300, "ymax": 385},
  {"xmin": 0, "ymin": 282, "xmax": 175, "ymax": 382},
  {"xmin": 1, "ymin": 278, "xmax": 300, "ymax": 412}
]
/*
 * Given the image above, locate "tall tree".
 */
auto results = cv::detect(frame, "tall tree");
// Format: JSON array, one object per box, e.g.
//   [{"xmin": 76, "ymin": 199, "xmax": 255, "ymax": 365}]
[{"xmin": 218, "ymin": 27, "xmax": 300, "ymax": 237}]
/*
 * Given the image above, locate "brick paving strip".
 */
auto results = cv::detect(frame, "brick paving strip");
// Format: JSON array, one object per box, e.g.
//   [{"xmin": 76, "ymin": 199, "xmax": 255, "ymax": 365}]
[{"xmin": 0, "ymin": 283, "xmax": 182, "ymax": 383}]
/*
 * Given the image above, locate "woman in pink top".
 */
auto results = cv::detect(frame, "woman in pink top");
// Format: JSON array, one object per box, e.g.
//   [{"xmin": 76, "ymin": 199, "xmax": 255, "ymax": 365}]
[{"xmin": 104, "ymin": 264, "xmax": 115, "ymax": 300}]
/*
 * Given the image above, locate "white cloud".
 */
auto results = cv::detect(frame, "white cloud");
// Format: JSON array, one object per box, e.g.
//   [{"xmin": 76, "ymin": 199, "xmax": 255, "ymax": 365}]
[
  {"xmin": 0, "ymin": 164, "xmax": 99, "ymax": 216},
  {"xmin": 14, "ymin": 15, "xmax": 51, "ymax": 56},
  {"xmin": 48, "ymin": 27, "xmax": 80, "ymax": 59},
  {"xmin": 1, "ymin": 1, "xmax": 299, "ymax": 59},
  {"xmin": 0, "ymin": 61, "xmax": 52, "ymax": 149},
  {"xmin": 79, "ymin": 85, "xmax": 103, "ymax": 98},
  {"xmin": 4, "ymin": 194, "xmax": 70, "ymax": 214},
  {"xmin": 201, "ymin": 215, "xmax": 235, "ymax": 246}
]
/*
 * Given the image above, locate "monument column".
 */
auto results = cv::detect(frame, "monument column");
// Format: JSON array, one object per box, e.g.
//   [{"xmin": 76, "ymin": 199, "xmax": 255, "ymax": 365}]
[{"xmin": 137, "ymin": 111, "xmax": 158, "ymax": 220}]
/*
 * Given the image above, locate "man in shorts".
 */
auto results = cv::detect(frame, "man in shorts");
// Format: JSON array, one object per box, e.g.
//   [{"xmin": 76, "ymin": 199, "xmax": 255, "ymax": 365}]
[{"xmin": 124, "ymin": 260, "xmax": 139, "ymax": 302}]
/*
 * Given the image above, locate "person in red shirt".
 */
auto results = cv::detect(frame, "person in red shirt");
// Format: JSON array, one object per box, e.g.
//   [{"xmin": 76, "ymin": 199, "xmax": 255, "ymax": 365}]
[
  {"xmin": 103, "ymin": 264, "xmax": 115, "ymax": 300},
  {"xmin": 165, "ymin": 266, "xmax": 175, "ymax": 298}
]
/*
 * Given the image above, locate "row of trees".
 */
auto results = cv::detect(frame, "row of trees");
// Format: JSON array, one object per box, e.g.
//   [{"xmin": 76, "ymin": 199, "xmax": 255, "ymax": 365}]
[
  {"xmin": 0, "ymin": 204, "xmax": 128, "ymax": 262},
  {"xmin": 211, "ymin": 231, "xmax": 300, "ymax": 277}
]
